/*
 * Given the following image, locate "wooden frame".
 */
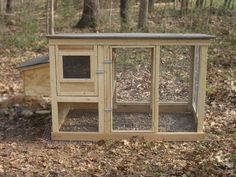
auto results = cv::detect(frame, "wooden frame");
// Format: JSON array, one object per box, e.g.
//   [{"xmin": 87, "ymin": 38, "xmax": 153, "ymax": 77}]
[
  {"xmin": 20, "ymin": 64, "xmax": 50, "ymax": 96},
  {"xmin": 110, "ymin": 46, "xmax": 157, "ymax": 133},
  {"xmin": 56, "ymin": 46, "xmax": 98, "ymax": 96},
  {"xmin": 45, "ymin": 33, "xmax": 213, "ymax": 141},
  {"xmin": 51, "ymin": 132, "xmax": 204, "ymax": 141}
]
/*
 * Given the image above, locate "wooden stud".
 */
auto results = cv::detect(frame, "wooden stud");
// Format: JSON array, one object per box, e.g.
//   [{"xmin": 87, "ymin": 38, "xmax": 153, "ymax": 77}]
[
  {"xmin": 197, "ymin": 46, "xmax": 208, "ymax": 132},
  {"xmin": 98, "ymin": 45, "xmax": 105, "ymax": 133},
  {"xmin": 49, "ymin": 45, "xmax": 58, "ymax": 132},
  {"xmin": 49, "ymin": 38, "xmax": 210, "ymax": 46},
  {"xmin": 104, "ymin": 46, "xmax": 112, "ymax": 133},
  {"xmin": 108, "ymin": 46, "xmax": 113, "ymax": 133},
  {"xmin": 112, "ymin": 48, "xmax": 117, "ymax": 109},
  {"xmin": 159, "ymin": 102, "xmax": 190, "ymax": 112},
  {"xmin": 51, "ymin": 132, "xmax": 205, "ymax": 141},
  {"xmin": 189, "ymin": 46, "xmax": 195, "ymax": 110},
  {"xmin": 113, "ymin": 102, "xmax": 189, "ymax": 113},
  {"xmin": 58, "ymin": 102, "xmax": 70, "ymax": 129},
  {"xmin": 57, "ymin": 96, "xmax": 98, "ymax": 102},
  {"xmin": 58, "ymin": 45, "xmax": 94, "ymax": 51},
  {"xmin": 154, "ymin": 46, "xmax": 160, "ymax": 132}
]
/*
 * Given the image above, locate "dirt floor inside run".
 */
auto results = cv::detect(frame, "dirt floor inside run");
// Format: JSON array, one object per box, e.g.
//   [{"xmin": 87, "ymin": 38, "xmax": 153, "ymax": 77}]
[{"xmin": 59, "ymin": 109, "xmax": 196, "ymax": 132}]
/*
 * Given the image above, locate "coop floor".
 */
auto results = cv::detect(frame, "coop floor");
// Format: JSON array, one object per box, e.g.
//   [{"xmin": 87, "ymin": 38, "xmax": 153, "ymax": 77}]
[{"xmin": 59, "ymin": 110, "xmax": 196, "ymax": 132}]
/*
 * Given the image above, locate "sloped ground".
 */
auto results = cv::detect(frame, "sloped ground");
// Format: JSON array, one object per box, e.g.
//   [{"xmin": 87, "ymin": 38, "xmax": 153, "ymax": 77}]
[{"xmin": 0, "ymin": 3, "xmax": 236, "ymax": 176}]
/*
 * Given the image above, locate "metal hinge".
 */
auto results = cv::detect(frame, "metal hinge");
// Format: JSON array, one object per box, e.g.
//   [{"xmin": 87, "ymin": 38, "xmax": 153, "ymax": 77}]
[
  {"xmin": 103, "ymin": 60, "xmax": 112, "ymax": 64},
  {"xmin": 96, "ymin": 69, "xmax": 104, "ymax": 74},
  {"xmin": 104, "ymin": 107, "xmax": 112, "ymax": 112}
]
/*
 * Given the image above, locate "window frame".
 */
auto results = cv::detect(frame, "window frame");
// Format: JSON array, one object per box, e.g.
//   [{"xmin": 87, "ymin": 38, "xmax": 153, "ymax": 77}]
[{"xmin": 58, "ymin": 51, "xmax": 95, "ymax": 83}]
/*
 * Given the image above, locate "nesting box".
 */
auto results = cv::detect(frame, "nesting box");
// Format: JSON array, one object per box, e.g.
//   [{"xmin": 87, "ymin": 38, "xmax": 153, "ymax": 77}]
[{"xmin": 19, "ymin": 33, "xmax": 214, "ymax": 141}]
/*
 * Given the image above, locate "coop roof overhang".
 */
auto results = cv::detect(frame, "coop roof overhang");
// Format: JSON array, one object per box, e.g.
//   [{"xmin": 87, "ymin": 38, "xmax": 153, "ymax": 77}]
[
  {"xmin": 17, "ymin": 55, "xmax": 49, "ymax": 70},
  {"xmin": 47, "ymin": 33, "xmax": 214, "ymax": 46},
  {"xmin": 47, "ymin": 33, "xmax": 214, "ymax": 39}
]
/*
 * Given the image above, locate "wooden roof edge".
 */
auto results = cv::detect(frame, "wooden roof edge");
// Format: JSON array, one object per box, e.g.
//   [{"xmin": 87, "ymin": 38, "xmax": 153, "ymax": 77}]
[
  {"xmin": 47, "ymin": 33, "xmax": 215, "ymax": 40},
  {"xmin": 17, "ymin": 55, "xmax": 49, "ymax": 69}
]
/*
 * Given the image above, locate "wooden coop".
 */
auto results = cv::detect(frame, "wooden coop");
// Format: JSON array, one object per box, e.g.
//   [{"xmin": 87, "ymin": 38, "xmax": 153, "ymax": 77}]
[{"xmin": 18, "ymin": 33, "xmax": 214, "ymax": 141}]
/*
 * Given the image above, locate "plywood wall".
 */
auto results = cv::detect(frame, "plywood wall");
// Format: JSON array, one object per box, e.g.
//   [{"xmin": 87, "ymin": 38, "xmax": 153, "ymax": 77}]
[{"xmin": 23, "ymin": 64, "xmax": 50, "ymax": 96}]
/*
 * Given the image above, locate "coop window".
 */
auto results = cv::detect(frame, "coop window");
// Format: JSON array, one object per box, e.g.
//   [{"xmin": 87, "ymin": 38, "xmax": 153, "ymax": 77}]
[{"xmin": 62, "ymin": 56, "xmax": 91, "ymax": 79}]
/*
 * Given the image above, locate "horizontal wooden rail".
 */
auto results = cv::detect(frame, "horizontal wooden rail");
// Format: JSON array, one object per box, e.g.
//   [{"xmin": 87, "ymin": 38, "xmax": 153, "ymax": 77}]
[{"xmin": 52, "ymin": 132, "xmax": 204, "ymax": 141}]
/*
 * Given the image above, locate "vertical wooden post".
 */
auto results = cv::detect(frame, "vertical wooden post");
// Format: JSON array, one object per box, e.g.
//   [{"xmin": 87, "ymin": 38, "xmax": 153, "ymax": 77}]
[
  {"xmin": 104, "ymin": 46, "xmax": 112, "ymax": 134},
  {"xmin": 197, "ymin": 46, "xmax": 208, "ymax": 132},
  {"xmin": 112, "ymin": 48, "xmax": 117, "ymax": 109},
  {"xmin": 153, "ymin": 46, "xmax": 160, "ymax": 133},
  {"xmin": 49, "ymin": 45, "xmax": 58, "ymax": 132},
  {"xmin": 189, "ymin": 46, "xmax": 195, "ymax": 111},
  {"xmin": 98, "ymin": 46, "xmax": 105, "ymax": 133}
]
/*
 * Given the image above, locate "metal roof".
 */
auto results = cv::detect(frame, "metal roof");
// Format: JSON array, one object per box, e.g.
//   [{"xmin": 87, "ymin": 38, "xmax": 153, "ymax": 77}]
[
  {"xmin": 47, "ymin": 33, "xmax": 215, "ymax": 40},
  {"xmin": 17, "ymin": 55, "xmax": 49, "ymax": 68}
]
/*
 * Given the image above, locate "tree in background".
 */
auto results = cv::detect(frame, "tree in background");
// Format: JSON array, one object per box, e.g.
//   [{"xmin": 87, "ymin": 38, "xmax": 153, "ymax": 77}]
[
  {"xmin": 138, "ymin": 0, "xmax": 149, "ymax": 31},
  {"xmin": 148, "ymin": 0, "xmax": 155, "ymax": 13},
  {"xmin": 195, "ymin": 0, "xmax": 204, "ymax": 9},
  {"xmin": 75, "ymin": 0, "xmax": 99, "ymax": 29},
  {"xmin": 120, "ymin": 0, "xmax": 131, "ymax": 31},
  {"xmin": 6, "ymin": 0, "xmax": 12, "ymax": 13},
  {"xmin": 224, "ymin": 0, "xmax": 234, "ymax": 8},
  {"xmin": 181, "ymin": 0, "xmax": 188, "ymax": 15}
]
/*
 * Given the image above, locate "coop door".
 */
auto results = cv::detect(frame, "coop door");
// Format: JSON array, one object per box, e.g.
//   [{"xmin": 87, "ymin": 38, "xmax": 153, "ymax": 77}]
[
  {"xmin": 158, "ymin": 46, "xmax": 196, "ymax": 132},
  {"xmin": 110, "ymin": 47, "xmax": 156, "ymax": 132},
  {"xmin": 57, "ymin": 46, "xmax": 98, "ymax": 96}
]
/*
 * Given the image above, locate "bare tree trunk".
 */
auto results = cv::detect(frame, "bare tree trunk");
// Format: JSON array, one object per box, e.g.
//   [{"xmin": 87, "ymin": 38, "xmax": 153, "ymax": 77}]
[
  {"xmin": 6, "ymin": 0, "xmax": 12, "ymax": 13},
  {"xmin": 138, "ymin": 0, "xmax": 149, "ymax": 31},
  {"xmin": 0, "ymin": 0, "xmax": 4, "ymax": 13},
  {"xmin": 223, "ymin": 0, "xmax": 233, "ymax": 8},
  {"xmin": 46, "ymin": 0, "xmax": 50, "ymax": 34},
  {"xmin": 50, "ymin": 0, "xmax": 54, "ymax": 34},
  {"xmin": 181, "ymin": 0, "xmax": 188, "ymax": 15},
  {"xmin": 75, "ymin": 0, "xmax": 99, "ymax": 29},
  {"xmin": 224, "ymin": 0, "xmax": 228, "ymax": 7},
  {"xmin": 209, "ymin": 0, "xmax": 214, "ymax": 13},
  {"xmin": 120, "ymin": 0, "xmax": 130, "ymax": 31},
  {"xmin": 231, "ymin": 0, "xmax": 235, "ymax": 9},
  {"xmin": 54, "ymin": 0, "xmax": 58, "ymax": 11},
  {"xmin": 227, "ymin": 0, "xmax": 233, "ymax": 8},
  {"xmin": 148, "ymin": 0, "xmax": 154, "ymax": 13},
  {"xmin": 195, "ymin": 0, "xmax": 204, "ymax": 8}
]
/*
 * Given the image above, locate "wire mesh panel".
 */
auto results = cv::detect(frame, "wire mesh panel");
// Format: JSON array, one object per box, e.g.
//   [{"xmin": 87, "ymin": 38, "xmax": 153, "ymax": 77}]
[
  {"xmin": 112, "ymin": 48, "xmax": 153, "ymax": 131},
  {"xmin": 159, "ymin": 46, "xmax": 191, "ymax": 102},
  {"xmin": 158, "ymin": 46, "xmax": 196, "ymax": 132},
  {"xmin": 62, "ymin": 56, "xmax": 91, "ymax": 79},
  {"xmin": 114, "ymin": 48, "xmax": 152, "ymax": 102},
  {"xmin": 59, "ymin": 103, "xmax": 98, "ymax": 132}
]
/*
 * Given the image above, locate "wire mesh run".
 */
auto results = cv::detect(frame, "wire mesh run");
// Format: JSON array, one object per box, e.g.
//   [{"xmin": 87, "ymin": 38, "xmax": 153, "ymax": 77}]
[
  {"xmin": 159, "ymin": 46, "xmax": 191, "ymax": 102},
  {"xmin": 59, "ymin": 103, "xmax": 99, "ymax": 132}
]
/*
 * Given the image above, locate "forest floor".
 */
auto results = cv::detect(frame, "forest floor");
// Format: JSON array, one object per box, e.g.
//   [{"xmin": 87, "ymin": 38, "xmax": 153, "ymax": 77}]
[{"xmin": 0, "ymin": 3, "xmax": 236, "ymax": 177}]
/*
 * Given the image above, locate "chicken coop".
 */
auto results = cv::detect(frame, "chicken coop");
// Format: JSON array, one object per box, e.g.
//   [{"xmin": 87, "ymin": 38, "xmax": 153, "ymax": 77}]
[{"xmin": 18, "ymin": 33, "xmax": 214, "ymax": 141}]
